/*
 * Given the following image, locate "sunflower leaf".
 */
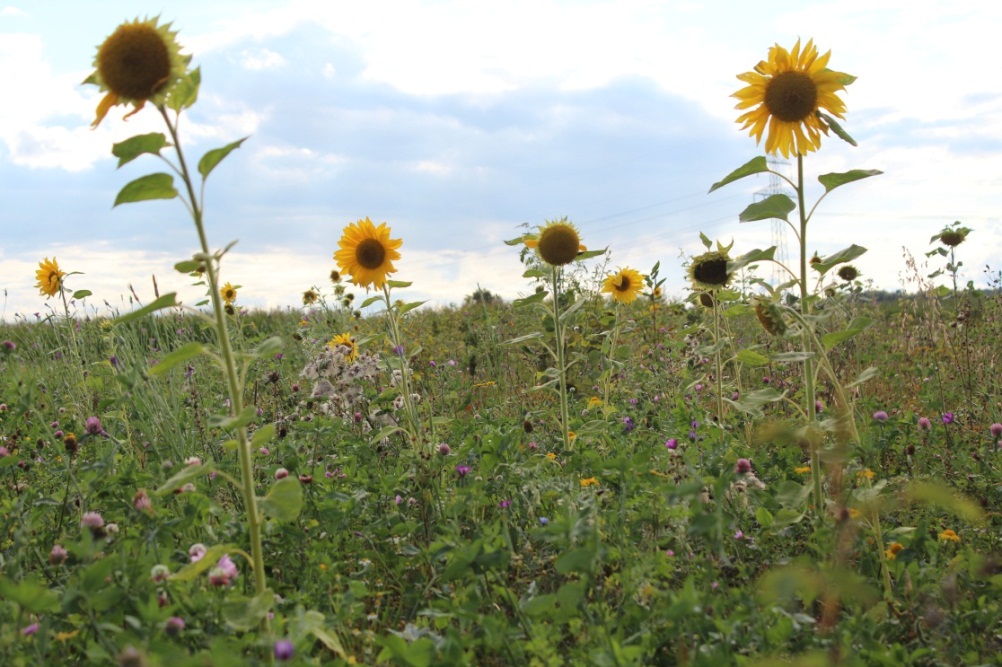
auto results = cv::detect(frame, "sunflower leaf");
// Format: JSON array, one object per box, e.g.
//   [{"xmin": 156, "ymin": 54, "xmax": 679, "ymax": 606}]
[
  {"xmin": 112, "ymin": 133, "xmax": 169, "ymax": 167},
  {"xmin": 817, "ymin": 111, "xmax": 857, "ymax": 147},
  {"xmin": 167, "ymin": 66, "xmax": 201, "ymax": 112},
  {"xmin": 72, "ymin": 289, "xmax": 93, "ymax": 299},
  {"xmin": 739, "ymin": 195, "xmax": 795, "ymax": 223},
  {"xmin": 514, "ymin": 291, "xmax": 548, "ymax": 308},
  {"xmin": 576, "ymin": 248, "xmax": 607, "ymax": 261},
  {"xmin": 114, "ymin": 173, "xmax": 178, "ymax": 206},
  {"xmin": 812, "ymin": 244, "xmax": 867, "ymax": 275},
  {"xmin": 709, "ymin": 156, "xmax": 769, "ymax": 193},
  {"xmin": 386, "ymin": 280, "xmax": 413, "ymax": 288},
  {"xmin": 199, "ymin": 137, "xmax": 249, "ymax": 180},
  {"xmin": 728, "ymin": 246, "xmax": 776, "ymax": 273},
  {"xmin": 360, "ymin": 295, "xmax": 382, "ymax": 309},
  {"xmin": 817, "ymin": 169, "xmax": 882, "ymax": 193},
  {"xmin": 149, "ymin": 342, "xmax": 207, "ymax": 377},
  {"xmin": 821, "ymin": 317, "xmax": 874, "ymax": 351},
  {"xmin": 258, "ymin": 477, "xmax": 303, "ymax": 523},
  {"xmin": 114, "ymin": 292, "xmax": 178, "ymax": 324}
]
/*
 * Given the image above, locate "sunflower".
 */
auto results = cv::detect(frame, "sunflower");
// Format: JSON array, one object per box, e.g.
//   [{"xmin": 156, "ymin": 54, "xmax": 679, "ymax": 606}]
[
  {"xmin": 302, "ymin": 290, "xmax": 318, "ymax": 306},
  {"xmin": 327, "ymin": 333, "xmax": 358, "ymax": 362},
  {"xmin": 837, "ymin": 265, "xmax": 859, "ymax": 282},
  {"xmin": 35, "ymin": 257, "xmax": 66, "ymax": 298},
  {"xmin": 688, "ymin": 250, "xmax": 732, "ymax": 290},
  {"xmin": 602, "ymin": 267, "xmax": 644, "ymax": 304},
  {"xmin": 734, "ymin": 38, "xmax": 853, "ymax": 158},
  {"xmin": 84, "ymin": 17, "xmax": 190, "ymax": 127},
  {"xmin": 220, "ymin": 282, "xmax": 238, "ymax": 305},
  {"xmin": 334, "ymin": 217, "xmax": 402, "ymax": 290},
  {"xmin": 525, "ymin": 218, "xmax": 586, "ymax": 266},
  {"xmin": 754, "ymin": 298, "xmax": 787, "ymax": 336}
]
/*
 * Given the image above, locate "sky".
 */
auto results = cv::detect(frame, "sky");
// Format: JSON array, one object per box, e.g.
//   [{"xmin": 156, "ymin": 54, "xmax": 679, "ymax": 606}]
[{"xmin": 1, "ymin": 0, "xmax": 1000, "ymax": 321}]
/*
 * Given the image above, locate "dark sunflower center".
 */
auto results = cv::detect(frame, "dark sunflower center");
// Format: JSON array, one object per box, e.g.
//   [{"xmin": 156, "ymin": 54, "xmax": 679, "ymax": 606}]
[
  {"xmin": 98, "ymin": 24, "xmax": 172, "ymax": 100},
  {"xmin": 764, "ymin": 71, "xmax": 818, "ymax": 123},
  {"xmin": 616, "ymin": 276, "xmax": 631, "ymax": 292},
  {"xmin": 356, "ymin": 238, "xmax": 387, "ymax": 269},
  {"xmin": 537, "ymin": 226, "xmax": 581, "ymax": 266},
  {"xmin": 694, "ymin": 258, "xmax": 729, "ymax": 286}
]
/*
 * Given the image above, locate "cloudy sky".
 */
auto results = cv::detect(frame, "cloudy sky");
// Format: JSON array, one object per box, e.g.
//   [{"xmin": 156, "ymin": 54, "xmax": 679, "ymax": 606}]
[{"xmin": 1, "ymin": 0, "xmax": 999, "ymax": 320}]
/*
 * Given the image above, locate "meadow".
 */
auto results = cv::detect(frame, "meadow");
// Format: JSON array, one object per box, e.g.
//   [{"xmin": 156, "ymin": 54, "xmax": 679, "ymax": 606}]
[{"xmin": 1, "ymin": 18, "xmax": 1000, "ymax": 667}]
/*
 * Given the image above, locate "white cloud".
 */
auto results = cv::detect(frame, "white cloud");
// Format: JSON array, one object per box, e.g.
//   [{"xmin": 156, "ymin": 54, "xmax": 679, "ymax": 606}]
[{"xmin": 239, "ymin": 47, "xmax": 286, "ymax": 71}]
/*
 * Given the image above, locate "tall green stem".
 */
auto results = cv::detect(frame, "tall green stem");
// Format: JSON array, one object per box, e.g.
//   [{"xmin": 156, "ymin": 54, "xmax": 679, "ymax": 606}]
[
  {"xmin": 160, "ymin": 108, "xmax": 268, "ymax": 601},
  {"xmin": 551, "ymin": 266, "xmax": 572, "ymax": 451},
  {"xmin": 382, "ymin": 285, "xmax": 424, "ymax": 451},
  {"xmin": 712, "ymin": 295, "xmax": 725, "ymax": 437}
]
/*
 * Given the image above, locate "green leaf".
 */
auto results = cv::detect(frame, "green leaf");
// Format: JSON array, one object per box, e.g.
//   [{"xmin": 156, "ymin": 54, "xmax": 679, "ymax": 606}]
[
  {"xmin": 386, "ymin": 280, "xmax": 413, "ymax": 288},
  {"xmin": 396, "ymin": 300, "xmax": 426, "ymax": 316},
  {"xmin": 167, "ymin": 66, "xmax": 200, "ymax": 111},
  {"xmin": 699, "ymin": 231, "xmax": 712, "ymax": 249},
  {"xmin": 735, "ymin": 349, "xmax": 769, "ymax": 367},
  {"xmin": 821, "ymin": 317, "xmax": 873, "ymax": 351},
  {"xmin": 846, "ymin": 366, "xmax": 878, "ymax": 388},
  {"xmin": 755, "ymin": 506, "xmax": 774, "ymax": 529},
  {"xmin": 169, "ymin": 543, "xmax": 234, "ymax": 582},
  {"xmin": 514, "ymin": 291, "xmax": 548, "ymax": 308},
  {"xmin": 709, "ymin": 156, "xmax": 769, "ymax": 193},
  {"xmin": 771, "ymin": 351, "xmax": 815, "ymax": 362},
  {"xmin": 0, "ymin": 575, "xmax": 60, "ymax": 613},
  {"xmin": 113, "ymin": 173, "xmax": 178, "ymax": 206},
  {"xmin": 504, "ymin": 332, "xmax": 545, "ymax": 345},
  {"xmin": 155, "ymin": 462, "xmax": 214, "ymax": 496},
  {"xmin": 812, "ymin": 244, "xmax": 867, "ymax": 275},
  {"xmin": 817, "ymin": 111, "xmax": 857, "ymax": 147},
  {"xmin": 369, "ymin": 424, "xmax": 403, "ymax": 444},
  {"xmin": 222, "ymin": 590, "xmax": 275, "ymax": 632},
  {"xmin": 258, "ymin": 477, "xmax": 303, "ymax": 522},
  {"xmin": 198, "ymin": 137, "xmax": 249, "ymax": 180},
  {"xmin": 114, "ymin": 293, "xmax": 178, "ymax": 325},
  {"xmin": 522, "ymin": 268, "xmax": 548, "ymax": 279},
  {"xmin": 740, "ymin": 194, "xmax": 795, "ymax": 223},
  {"xmin": 149, "ymin": 342, "xmax": 206, "ymax": 377},
  {"xmin": 112, "ymin": 133, "xmax": 169, "ymax": 167},
  {"xmin": 724, "ymin": 387, "xmax": 784, "ymax": 416},
  {"xmin": 209, "ymin": 405, "xmax": 257, "ymax": 431},
  {"xmin": 818, "ymin": 169, "xmax": 882, "ymax": 193},
  {"xmin": 174, "ymin": 260, "xmax": 202, "ymax": 273},
  {"xmin": 576, "ymin": 248, "xmax": 607, "ymax": 261},
  {"xmin": 296, "ymin": 610, "xmax": 346, "ymax": 658},
  {"xmin": 729, "ymin": 246, "xmax": 777, "ymax": 273},
  {"xmin": 72, "ymin": 289, "xmax": 92, "ymax": 299},
  {"xmin": 360, "ymin": 295, "xmax": 382, "ymax": 309},
  {"xmin": 250, "ymin": 336, "xmax": 283, "ymax": 357}
]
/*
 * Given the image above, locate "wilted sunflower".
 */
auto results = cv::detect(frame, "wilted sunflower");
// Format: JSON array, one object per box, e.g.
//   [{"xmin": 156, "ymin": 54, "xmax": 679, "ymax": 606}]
[
  {"xmin": 327, "ymin": 333, "xmax": 358, "ymax": 362},
  {"xmin": 84, "ymin": 17, "xmax": 190, "ymax": 127},
  {"xmin": 330, "ymin": 269, "xmax": 342, "ymax": 284},
  {"xmin": 334, "ymin": 217, "xmax": 402, "ymax": 290},
  {"xmin": 35, "ymin": 257, "xmax": 66, "ymax": 298},
  {"xmin": 220, "ymin": 282, "xmax": 238, "ymax": 305},
  {"xmin": 688, "ymin": 250, "xmax": 732, "ymax": 290},
  {"xmin": 602, "ymin": 267, "xmax": 644, "ymax": 304},
  {"xmin": 932, "ymin": 224, "xmax": 971, "ymax": 248},
  {"xmin": 302, "ymin": 290, "xmax": 318, "ymax": 305},
  {"xmin": 837, "ymin": 265, "xmax": 859, "ymax": 282},
  {"xmin": 754, "ymin": 298, "xmax": 787, "ymax": 336},
  {"xmin": 525, "ymin": 218, "xmax": 586, "ymax": 267},
  {"xmin": 734, "ymin": 38, "xmax": 853, "ymax": 158}
]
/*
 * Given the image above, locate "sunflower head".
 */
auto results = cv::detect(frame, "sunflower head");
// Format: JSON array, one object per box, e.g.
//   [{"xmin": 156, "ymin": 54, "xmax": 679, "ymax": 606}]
[
  {"xmin": 330, "ymin": 270, "xmax": 342, "ymax": 284},
  {"xmin": 35, "ymin": 257, "xmax": 66, "ymax": 299},
  {"xmin": 85, "ymin": 17, "xmax": 191, "ymax": 127},
  {"xmin": 602, "ymin": 267, "xmax": 644, "ymax": 304},
  {"xmin": 734, "ymin": 38, "xmax": 854, "ymax": 158},
  {"xmin": 837, "ymin": 265, "xmax": 860, "ymax": 282},
  {"xmin": 525, "ymin": 218, "xmax": 586, "ymax": 267},
  {"xmin": 302, "ymin": 290, "xmax": 319, "ymax": 306},
  {"xmin": 327, "ymin": 333, "xmax": 358, "ymax": 362},
  {"xmin": 334, "ymin": 217, "xmax": 403, "ymax": 290},
  {"xmin": 688, "ymin": 250, "xmax": 732, "ymax": 290},
  {"xmin": 220, "ymin": 282, "xmax": 238, "ymax": 305},
  {"xmin": 754, "ymin": 298, "xmax": 788, "ymax": 336}
]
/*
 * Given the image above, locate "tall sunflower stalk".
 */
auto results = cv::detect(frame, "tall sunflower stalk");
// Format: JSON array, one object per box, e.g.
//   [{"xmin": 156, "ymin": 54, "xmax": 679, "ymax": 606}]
[
  {"xmin": 712, "ymin": 38, "xmax": 879, "ymax": 515},
  {"xmin": 85, "ymin": 18, "xmax": 286, "ymax": 630},
  {"xmin": 599, "ymin": 266, "xmax": 644, "ymax": 407}
]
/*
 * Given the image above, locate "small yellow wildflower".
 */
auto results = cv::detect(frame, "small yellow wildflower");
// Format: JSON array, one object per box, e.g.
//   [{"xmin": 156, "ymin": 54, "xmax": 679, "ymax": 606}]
[
  {"xmin": 885, "ymin": 542, "xmax": 905, "ymax": 560},
  {"xmin": 220, "ymin": 282, "xmax": 238, "ymax": 305},
  {"xmin": 473, "ymin": 381, "xmax": 497, "ymax": 389},
  {"xmin": 857, "ymin": 469, "xmax": 876, "ymax": 481},
  {"xmin": 848, "ymin": 508, "xmax": 861, "ymax": 519},
  {"xmin": 938, "ymin": 529, "xmax": 961, "ymax": 542},
  {"xmin": 587, "ymin": 397, "xmax": 603, "ymax": 409},
  {"xmin": 546, "ymin": 452, "xmax": 557, "ymax": 461},
  {"xmin": 580, "ymin": 477, "xmax": 600, "ymax": 487},
  {"xmin": 794, "ymin": 465, "xmax": 811, "ymax": 475},
  {"xmin": 568, "ymin": 431, "xmax": 577, "ymax": 442}
]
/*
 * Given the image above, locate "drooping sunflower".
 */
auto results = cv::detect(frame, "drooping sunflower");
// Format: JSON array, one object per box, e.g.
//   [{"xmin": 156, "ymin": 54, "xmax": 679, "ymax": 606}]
[
  {"xmin": 734, "ymin": 38, "xmax": 854, "ymax": 158},
  {"xmin": 84, "ymin": 17, "xmax": 190, "ymax": 127},
  {"xmin": 688, "ymin": 250, "xmax": 732, "ymax": 290},
  {"xmin": 327, "ymin": 333, "xmax": 358, "ymax": 362},
  {"xmin": 525, "ymin": 218, "xmax": 586, "ymax": 267},
  {"xmin": 334, "ymin": 217, "xmax": 402, "ymax": 290},
  {"xmin": 302, "ymin": 290, "xmax": 319, "ymax": 306},
  {"xmin": 220, "ymin": 282, "xmax": 238, "ymax": 305},
  {"xmin": 837, "ymin": 265, "xmax": 860, "ymax": 282},
  {"xmin": 602, "ymin": 267, "xmax": 644, "ymax": 304},
  {"xmin": 35, "ymin": 257, "xmax": 66, "ymax": 298}
]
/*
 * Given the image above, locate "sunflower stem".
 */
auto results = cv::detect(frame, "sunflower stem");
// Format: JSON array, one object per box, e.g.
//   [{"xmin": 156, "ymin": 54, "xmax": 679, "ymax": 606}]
[
  {"xmin": 712, "ymin": 294, "xmax": 726, "ymax": 438},
  {"xmin": 382, "ymin": 284, "xmax": 423, "ymax": 452},
  {"xmin": 551, "ymin": 265, "xmax": 572, "ymax": 452}
]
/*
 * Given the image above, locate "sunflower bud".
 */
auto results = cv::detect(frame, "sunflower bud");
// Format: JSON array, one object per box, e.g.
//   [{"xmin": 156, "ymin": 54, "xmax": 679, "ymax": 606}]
[{"xmin": 754, "ymin": 298, "xmax": 787, "ymax": 336}]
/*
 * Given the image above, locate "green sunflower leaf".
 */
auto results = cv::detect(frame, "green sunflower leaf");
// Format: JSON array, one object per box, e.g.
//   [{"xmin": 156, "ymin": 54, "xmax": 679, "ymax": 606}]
[
  {"xmin": 386, "ymin": 280, "xmax": 413, "ymax": 288},
  {"xmin": 360, "ymin": 295, "xmax": 382, "ymax": 308},
  {"xmin": 114, "ymin": 292, "xmax": 178, "ymax": 324},
  {"xmin": 72, "ymin": 290, "xmax": 93, "ymax": 299},
  {"xmin": 709, "ymin": 156, "xmax": 769, "ymax": 193},
  {"xmin": 576, "ymin": 248, "xmax": 608, "ymax": 261},
  {"xmin": 821, "ymin": 317, "xmax": 874, "ymax": 351},
  {"xmin": 728, "ymin": 246, "xmax": 777, "ymax": 273},
  {"xmin": 817, "ymin": 111, "xmax": 857, "ymax": 147},
  {"xmin": 114, "ymin": 173, "xmax": 178, "ymax": 206},
  {"xmin": 818, "ymin": 169, "xmax": 882, "ymax": 193},
  {"xmin": 739, "ymin": 195, "xmax": 795, "ymax": 223},
  {"xmin": 167, "ymin": 66, "xmax": 201, "ymax": 112},
  {"xmin": 735, "ymin": 349, "xmax": 770, "ymax": 366},
  {"xmin": 149, "ymin": 342, "xmax": 207, "ymax": 377},
  {"xmin": 112, "ymin": 133, "xmax": 169, "ymax": 167},
  {"xmin": 812, "ymin": 244, "xmax": 867, "ymax": 275},
  {"xmin": 258, "ymin": 477, "xmax": 303, "ymax": 522},
  {"xmin": 198, "ymin": 137, "xmax": 249, "ymax": 180},
  {"xmin": 514, "ymin": 291, "xmax": 548, "ymax": 307}
]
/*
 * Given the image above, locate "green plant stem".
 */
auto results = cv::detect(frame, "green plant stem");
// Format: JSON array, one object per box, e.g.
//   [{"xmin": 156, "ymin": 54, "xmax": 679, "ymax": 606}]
[
  {"xmin": 160, "ymin": 107, "xmax": 269, "ymax": 607},
  {"xmin": 712, "ymin": 294, "xmax": 725, "ymax": 436},
  {"xmin": 601, "ymin": 303, "xmax": 622, "ymax": 406},
  {"xmin": 381, "ymin": 285, "xmax": 424, "ymax": 452},
  {"xmin": 796, "ymin": 155, "xmax": 823, "ymax": 516},
  {"xmin": 551, "ymin": 265, "xmax": 572, "ymax": 452}
]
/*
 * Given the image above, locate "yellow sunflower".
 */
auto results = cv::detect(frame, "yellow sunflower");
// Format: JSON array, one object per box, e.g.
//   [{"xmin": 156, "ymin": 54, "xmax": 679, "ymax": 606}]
[
  {"xmin": 334, "ymin": 217, "xmax": 402, "ymax": 290},
  {"xmin": 220, "ymin": 282, "xmax": 238, "ymax": 305},
  {"xmin": 35, "ymin": 257, "xmax": 66, "ymax": 298},
  {"xmin": 688, "ymin": 250, "xmax": 731, "ymax": 290},
  {"xmin": 734, "ymin": 38, "xmax": 853, "ymax": 158},
  {"xmin": 602, "ymin": 267, "xmax": 644, "ymax": 304},
  {"xmin": 327, "ymin": 333, "xmax": 358, "ymax": 362},
  {"xmin": 525, "ymin": 218, "xmax": 586, "ymax": 267},
  {"xmin": 84, "ymin": 17, "xmax": 190, "ymax": 127}
]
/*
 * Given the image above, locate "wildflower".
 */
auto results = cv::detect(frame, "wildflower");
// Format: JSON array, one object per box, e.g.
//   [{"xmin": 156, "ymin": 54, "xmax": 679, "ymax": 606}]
[
  {"xmin": 837, "ymin": 265, "xmax": 860, "ymax": 282},
  {"xmin": 794, "ymin": 465, "xmax": 811, "ymax": 474},
  {"xmin": 302, "ymin": 289, "xmax": 318, "ymax": 305},
  {"xmin": 848, "ymin": 508, "xmax": 861, "ymax": 519},
  {"xmin": 602, "ymin": 267, "xmax": 644, "ymax": 304},
  {"xmin": 734, "ymin": 530, "xmax": 744, "ymax": 540},
  {"xmin": 872, "ymin": 410, "xmax": 889, "ymax": 422},
  {"xmin": 942, "ymin": 412, "xmax": 955, "ymax": 425},
  {"xmin": 524, "ymin": 217, "xmax": 586, "ymax": 266},
  {"xmin": 50, "ymin": 544, "xmax": 68, "ymax": 565},
  {"xmin": 437, "ymin": 443, "xmax": 451, "ymax": 456},
  {"xmin": 917, "ymin": 417, "xmax": 932, "ymax": 430},
  {"xmin": 85, "ymin": 416, "xmax": 106, "ymax": 436},
  {"xmin": 275, "ymin": 468, "xmax": 289, "ymax": 480},
  {"xmin": 220, "ymin": 282, "xmax": 238, "ymax": 305},
  {"xmin": 938, "ymin": 529, "xmax": 961, "ymax": 542},
  {"xmin": 688, "ymin": 250, "xmax": 732, "ymax": 290},
  {"xmin": 622, "ymin": 416, "xmax": 635, "ymax": 434},
  {"xmin": 81, "ymin": 511, "xmax": 105, "ymax": 530},
  {"xmin": 857, "ymin": 469, "xmax": 876, "ymax": 481},
  {"xmin": 1, "ymin": 340, "xmax": 15, "ymax": 352},
  {"xmin": 546, "ymin": 452, "xmax": 558, "ymax": 461},
  {"xmin": 735, "ymin": 458, "xmax": 752, "ymax": 474},
  {"xmin": 185, "ymin": 456, "xmax": 201, "ymax": 466},
  {"xmin": 498, "ymin": 499, "xmax": 511, "ymax": 509},
  {"xmin": 22, "ymin": 623, "xmax": 39, "ymax": 637},
  {"xmin": 208, "ymin": 554, "xmax": 238, "ymax": 586},
  {"xmin": 990, "ymin": 423, "xmax": 1002, "ymax": 438},
  {"xmin": 164, "ymin": 617, "xmax": 185, "ymax": 637},
  {"xmin": 455, "ymin": 465, "xmax": 471, "ymax": 477},
  {"xmin": 188, "ymin": 543, "xmax": 207, "ymax": 562},
  {"xmin": 0, "ymin": 447, "xmax": 7, "ymax": 457},
  {"xmin": 664, "ymin": 438, "xmax": 678, "ymax": 450},
  {"xmin": 327, "ymin": 333, "xmax": 358, "ymax": 362},
  {"xmin": 84, "ymin": 16, "xmax": 189, "ymax": 127},
  {"xmin": 587, "ymin": 396, "xmax": 603, "ymax": 409},
  {"xmin": 539, "ymin": 517, "xmax": 549, "ymax": 525},
  {"xmin": 274, "ymin": 639, "xmax": 295, "ymax": 661},
  {"xmin": 885, "ymin": 542, "xmax": 905, "ymax": 560},
  {"xmin": 133, "ymin": 489, "xmax": 152, "ymax": 513},
  {"xmin": 35, "ymin": 258, "xmax": 66, "ymax": 298},
  {"xmin": 734, "ymin": 38, "xmax": 853, "ymax": 158},
  {"xmin": 334, "ymin": 217, "xmax": 402, "ymax": 289},
  {"xmin": 580, "ymin": 477, "xmax": 600, "ymax": 487},
  {"xmin": 150, "ymin": 564, "xmax": 171, "ymax": 582}
]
